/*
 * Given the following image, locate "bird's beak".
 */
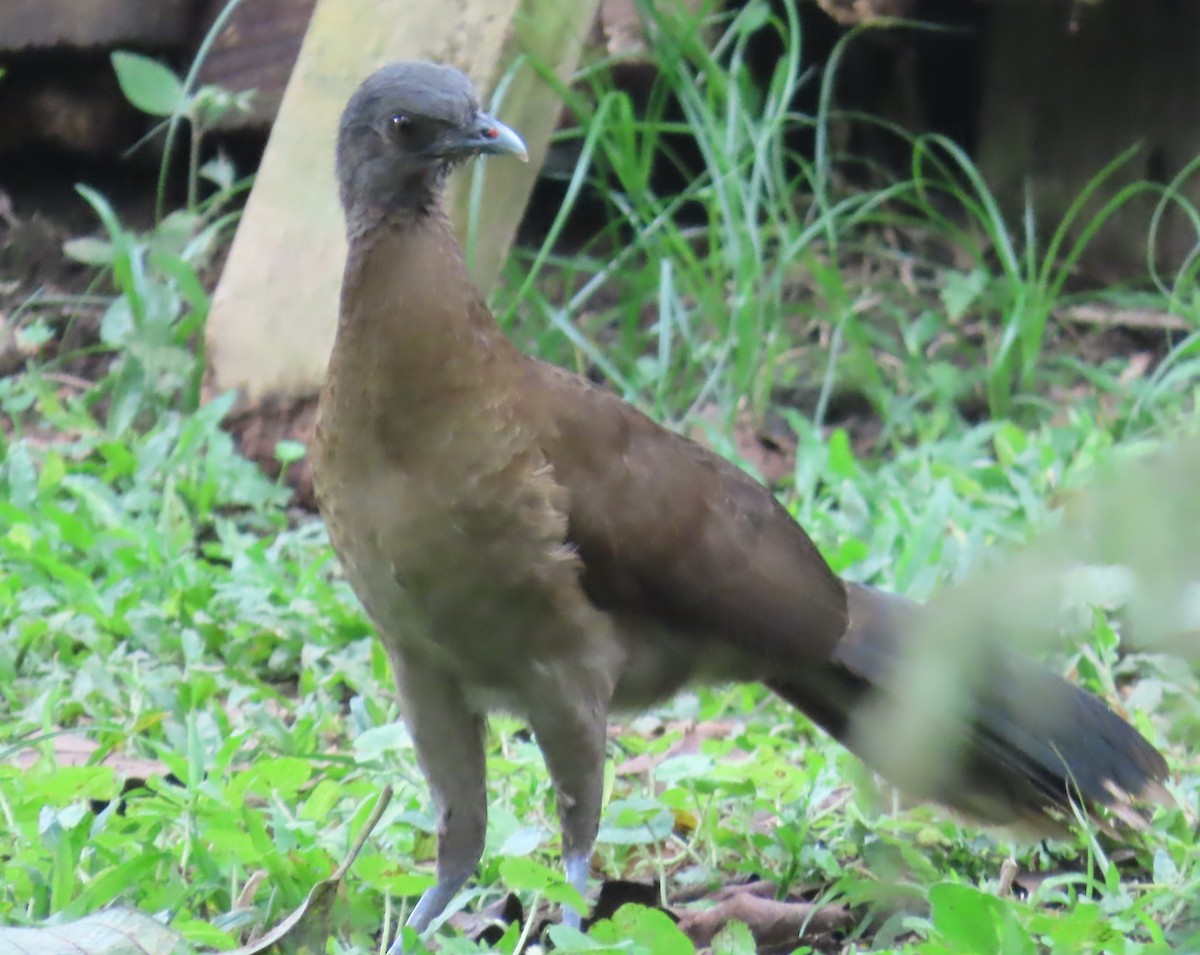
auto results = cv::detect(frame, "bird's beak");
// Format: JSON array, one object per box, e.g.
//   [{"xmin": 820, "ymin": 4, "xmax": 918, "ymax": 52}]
[{"xmin": 447, "ymin": 113, "xmax": 529, "ymax": 163}]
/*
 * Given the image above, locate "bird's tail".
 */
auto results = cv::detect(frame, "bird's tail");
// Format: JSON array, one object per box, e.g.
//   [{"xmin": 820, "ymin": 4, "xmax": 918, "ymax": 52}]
[{"xmin": 770, "ymin": 583, "xmax": 1170, "ymax": 831}]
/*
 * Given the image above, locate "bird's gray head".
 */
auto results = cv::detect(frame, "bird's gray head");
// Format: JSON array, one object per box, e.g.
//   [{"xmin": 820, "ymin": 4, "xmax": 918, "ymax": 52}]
[{"xmin": 335, "ymin": 61, "xmax": 527, "ymax": 227}]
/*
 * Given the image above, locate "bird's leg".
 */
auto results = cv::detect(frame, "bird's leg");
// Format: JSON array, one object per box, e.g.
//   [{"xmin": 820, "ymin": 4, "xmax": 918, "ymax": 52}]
[
  {"xmin": 562, "ymin": 853, "xmax": 591, "ymax": 928},
  {"xmin": 386, "ymin": 660, "xmax": 486, "ymax": 955},
  {"xmin": 528, "ymin": 692, "xmax": 609, "ymax": 930}
]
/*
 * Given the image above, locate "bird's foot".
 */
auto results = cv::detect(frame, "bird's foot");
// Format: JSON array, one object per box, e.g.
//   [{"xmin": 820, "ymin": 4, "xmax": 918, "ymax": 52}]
[
  {"xmin": 384, "ymin": 931, "xmax": 410, "ymax": 955},
  {"xmin": 561, "ymin": 853, "xmax": 590, "ymax": 930},
  {"xmin": 385, "ymin": 877, "xmax": 465, "ymax": 955}
]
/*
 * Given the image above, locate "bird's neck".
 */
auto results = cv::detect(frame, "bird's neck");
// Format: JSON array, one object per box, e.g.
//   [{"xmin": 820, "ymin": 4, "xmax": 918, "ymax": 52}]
[
  {"xmin": 339, "ymin": 173, "xmax": 443, "ymax": 242},
  {"xmin": 322, "ymin": 205, "xmax": 518, "ymax": 443},
  {"xmin": 337, "ymin": 207, "xmax": 499, "ymax": 362}
]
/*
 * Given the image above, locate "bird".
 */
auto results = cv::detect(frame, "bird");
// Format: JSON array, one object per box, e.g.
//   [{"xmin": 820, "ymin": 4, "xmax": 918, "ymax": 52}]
[{"xmin": 311, "ymin": 61, "xmax": 1169, "ymax": 953}]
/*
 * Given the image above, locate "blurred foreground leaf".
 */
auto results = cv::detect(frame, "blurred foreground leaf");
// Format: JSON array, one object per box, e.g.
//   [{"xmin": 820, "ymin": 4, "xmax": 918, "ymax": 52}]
[
  {"xmin": 855, "ymin": 434, "xmax": 1199, "ymax": 799},
  {"xmin": 0, "ymin": 908, "xmax": 182, "ymax": 955}
]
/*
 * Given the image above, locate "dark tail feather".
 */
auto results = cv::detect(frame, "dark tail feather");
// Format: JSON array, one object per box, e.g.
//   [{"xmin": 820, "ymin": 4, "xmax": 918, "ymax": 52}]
[{"xmin": 771, "ymin": 583, "xmax": 1169, "ymax": 830}]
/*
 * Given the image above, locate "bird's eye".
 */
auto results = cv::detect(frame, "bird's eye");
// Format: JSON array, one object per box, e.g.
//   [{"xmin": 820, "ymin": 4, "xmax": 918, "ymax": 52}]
[{"xmin": 389, "ymin": 114, "xmax": 412, "ymax": 137}]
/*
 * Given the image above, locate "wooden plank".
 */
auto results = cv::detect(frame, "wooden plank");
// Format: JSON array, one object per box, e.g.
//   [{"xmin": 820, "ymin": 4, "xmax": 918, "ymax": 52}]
[
  {"xmin": 811, "ymin": 0, "xmax": 918, "ymax": 27},
  {"xmin": 193, "ymin": 0, "xmax": 702, "ymax": 132},
  {"xmin": 978, "ymin": 0, "xmax": 1200, "ymax": 274},
  {"xmin": 206, "ymin": 0, "xmax": 604, "ymax": 401},
  {"xmin": 0, "ymin": 65, "xmax": 140, "ymax": 156},
  {"xmin": 0, "ymin": 0, "xmax": 194, "ymax": 49},
  {"xmin": 195, "ymin": 0, "xmax": 316, "ymax": 128}
]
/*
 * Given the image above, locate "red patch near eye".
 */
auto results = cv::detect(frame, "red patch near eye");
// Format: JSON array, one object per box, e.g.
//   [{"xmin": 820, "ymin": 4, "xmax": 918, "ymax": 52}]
[{"xmin": 484, "ymin": 127, "xmax": 499, "ymax": 139}]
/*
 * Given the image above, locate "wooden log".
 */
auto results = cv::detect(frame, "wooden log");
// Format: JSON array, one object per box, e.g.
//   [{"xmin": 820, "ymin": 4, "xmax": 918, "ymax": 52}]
[
  {"xmin": 977, "ymin": 0, "xmax": 1200, "ymax": 275},
  {"xmin": 0, "ymin": 0, "xmax": 194, "ymax": 49},
  {"xmin": 205, "ymin": 0, "xmax": 605, "ymax": 401}
]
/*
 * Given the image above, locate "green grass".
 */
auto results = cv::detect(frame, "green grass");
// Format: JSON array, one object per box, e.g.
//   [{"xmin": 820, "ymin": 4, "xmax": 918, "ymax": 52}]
[{"xmin": 2, "ymin": 1, "xmax": 1199, "ymax": 953}]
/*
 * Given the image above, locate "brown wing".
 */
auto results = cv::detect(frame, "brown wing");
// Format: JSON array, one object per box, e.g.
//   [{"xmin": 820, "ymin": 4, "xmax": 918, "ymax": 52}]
[{"xmin": 530, "ymin": 361, "xmax": 849, "ymax": 665}]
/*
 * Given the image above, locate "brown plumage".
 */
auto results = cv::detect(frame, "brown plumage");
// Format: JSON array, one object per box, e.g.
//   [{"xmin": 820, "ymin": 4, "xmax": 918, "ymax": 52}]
[{"xmin": 312, "ymin": 62, "xmax": 1169, "ymax": 954}]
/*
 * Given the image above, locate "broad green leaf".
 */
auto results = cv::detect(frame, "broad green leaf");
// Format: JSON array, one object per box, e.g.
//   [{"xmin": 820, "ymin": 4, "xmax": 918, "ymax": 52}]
[
  {"xmin": 238, "ymin": 756, "xmax": 313, "ymax": 796},
  {"xmin": 941, "ymin": 268, "xmax": 988, "ymax": 321},
  {"xmin": 498, "ymin": 825, "xmax": 546, "ymax": 857},
  {"xmin": 62, "ymin": 236, "xmax": 115, "ymax": 266},
  {"xmin": 353, "ymin": 721, "xmax": 412, "ymax": 758},
  {"xmin": 111, "ymin": 51, "xmax": 184, "ymax": 117},
  {"xmin": 713, "ymin": 919, "xmax": 756, "ymax": 955},
  {"xmin": 0, "ymin": 907, "xmax": 181, "ymax": 955},
  {"xmin": 590, "ymin": 905, "xmax": 693, "ymax": 955},
  {"xmin": 826, "ymin": 427, "xmax": 857, "ymax": 480},
  {"xmin": 497, "ymin": 855, "xmax": 561, "ymax": 891}
]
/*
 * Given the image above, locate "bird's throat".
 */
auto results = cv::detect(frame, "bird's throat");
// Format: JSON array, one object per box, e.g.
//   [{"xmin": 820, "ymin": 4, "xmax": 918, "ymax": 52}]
[
  {"xmin": 322, "ymin": 207, "xmax": 517, "ymax": 455},
  {"xmin": 338, "ymin": 211, "xmax": 488, "ymax": 365}
]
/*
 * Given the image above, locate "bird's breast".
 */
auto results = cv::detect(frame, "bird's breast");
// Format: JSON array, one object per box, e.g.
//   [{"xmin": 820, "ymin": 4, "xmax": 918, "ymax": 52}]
[{"xmin": 313, "ymin": 424, "xmax": 612, "ymax": 694}]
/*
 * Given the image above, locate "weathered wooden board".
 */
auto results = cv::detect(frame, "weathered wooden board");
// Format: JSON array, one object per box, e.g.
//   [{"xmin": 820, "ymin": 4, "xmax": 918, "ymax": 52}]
[
  {"xmin": 195, "ymin": 0, "xmax": 701, "ymax": 131},
  {"xmin": 978, "ymin": 0, "xmax": 1200, "ymax": 273},
  {"xmin": 0, "ymin": 0, "xmax": 194, "ymax": 49},
  {"xmin": 195, "ymin": 0, "xmax": 316, "ymax": 128},
  {"xmin": 206, "ymin": 0, "xmax": 605, "ymax": 401}
]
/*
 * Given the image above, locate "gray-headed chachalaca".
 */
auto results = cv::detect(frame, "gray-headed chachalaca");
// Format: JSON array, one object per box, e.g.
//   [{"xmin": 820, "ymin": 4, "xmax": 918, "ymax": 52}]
[{"xmin": 312, "ymin": 62, "xmax": 1168, "ymax": 953}]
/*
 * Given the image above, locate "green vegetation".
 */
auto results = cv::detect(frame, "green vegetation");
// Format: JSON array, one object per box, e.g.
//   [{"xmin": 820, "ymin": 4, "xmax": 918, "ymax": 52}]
[{"xmin": 2, "ymin": 1, "xmax": 1197, "ymax": 953}]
